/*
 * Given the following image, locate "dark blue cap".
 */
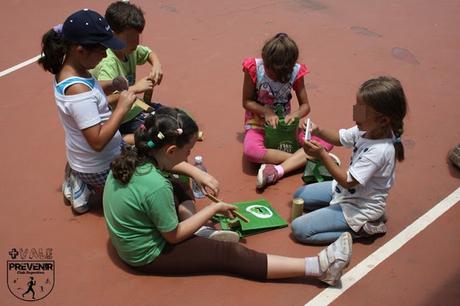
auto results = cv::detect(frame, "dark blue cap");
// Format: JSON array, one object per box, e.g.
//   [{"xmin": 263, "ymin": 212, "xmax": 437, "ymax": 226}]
[{"xmin": 62, "ymin": 9, "xmax": 125, "ymax": 50}]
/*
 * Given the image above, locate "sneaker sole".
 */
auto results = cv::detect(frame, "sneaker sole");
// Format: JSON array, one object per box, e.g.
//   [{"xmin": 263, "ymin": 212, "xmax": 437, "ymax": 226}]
[
  {"xmin": 256, "ymin": 164, "xmax": 266, "ymax": 189},
  {"xmin": 208, "ymin": 231, "xmax": 240, "ymax": 243}
]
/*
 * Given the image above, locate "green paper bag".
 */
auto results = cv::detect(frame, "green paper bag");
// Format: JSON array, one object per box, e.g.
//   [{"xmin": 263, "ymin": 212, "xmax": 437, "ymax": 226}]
[
  {"xmin": 121, "ymin": 105, "xmax": 144, "ymax": 124},
  {"xmin": 213, "ymin": 199, "xmax": 288, "ymax": 237},
  {"xmin": 264, "ymin": 118, "xmax": 300, "ymax": 153},
  {"xmin": 302, "ymin": 159, "xmax": 333, "ymax": 184}
]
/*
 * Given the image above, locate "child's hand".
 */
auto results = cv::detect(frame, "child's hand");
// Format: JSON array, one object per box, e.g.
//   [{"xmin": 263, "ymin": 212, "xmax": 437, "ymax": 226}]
[
  {"xmin": 303, "ymin": 140, "xmax": 326, "ymax": 160},
  {"xmin": 214, "ymin": 201, "xmax": 237, "ymax": 218},
  {"xmin": 284, "ymin": 114, "xmax": 297, "ymax": 125},
  {"xmin": 117, "ymin": 90, "xmax": 136, "ymax": 112},
  {"xmin": 264, "ymin": 109, "xmax": 279, "ymax": 128},
  {"xmin": 149, "ymin": 64, "xmax": 163, "ymax": 86},
  {"xmin": 193, "ymin": 171, "xmax": 220, "ymax": 196},
  {"xmin": 311, "ymin": 122, "xmax": 320, "ymax": 136},
  {"xmin": 132, "ymin": 77, "xmax": 154, "ymax": 94}
]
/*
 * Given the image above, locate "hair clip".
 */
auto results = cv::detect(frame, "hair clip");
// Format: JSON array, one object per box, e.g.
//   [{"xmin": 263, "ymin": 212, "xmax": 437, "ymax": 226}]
[
  {"xmin": 394, "ymin": 137, "xmax": 401, "ymax": 144},
  {"xmin": 157, "ymin": 131, "xmax": 165, "ymax": 139},
  {"xmin": 150, "ymin": 110, "xmax": 156, "ymax": 115},
  {"xmin": 275, "ymin": 32, "xmax": 287, "ymax": 38},
  {"xmin": 53, "ymin": 24, "xmax": 63, "ymax": 34},
  {"xmin": 176, "ymin": 128, "xmax": 183, "ymax": 135},
  {"xmin": 146, "ymin": 140, "xmax": 155, "ymax": 148}
]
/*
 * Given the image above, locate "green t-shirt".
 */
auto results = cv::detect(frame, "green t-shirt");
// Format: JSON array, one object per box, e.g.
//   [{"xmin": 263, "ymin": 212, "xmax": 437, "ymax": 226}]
[
  {"xmin": 91, "ymin": 45, "xmax": 152, "ymax": 86},
  {"xmin": 103, "ymin": 163, "xmax": 178, "ymax": 267}
]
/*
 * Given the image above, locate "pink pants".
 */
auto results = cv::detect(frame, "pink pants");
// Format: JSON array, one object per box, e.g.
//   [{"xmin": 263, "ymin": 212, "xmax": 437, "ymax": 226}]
[{"xmin": 243, "ymin": 128, "xmax": 333, "ymax": 164}]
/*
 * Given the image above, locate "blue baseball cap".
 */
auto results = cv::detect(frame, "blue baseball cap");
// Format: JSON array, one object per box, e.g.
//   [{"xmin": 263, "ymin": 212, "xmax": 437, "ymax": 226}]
[{"xmin": 62, "ymin": 9, "xmax": 125, "ymax": 50}]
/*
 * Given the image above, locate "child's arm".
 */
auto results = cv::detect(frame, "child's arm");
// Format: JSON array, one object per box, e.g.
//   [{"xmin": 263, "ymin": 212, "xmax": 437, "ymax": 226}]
[
  {"xmin": 242, "ymin": 71, "xmax": 278, "ymax": 127},
  {"xmin": 161, "ymin": 201, "xmax": 236, "ymax": 244},
  {"xmin": 146, "ymin": 51, "xmax": 163, "ymax": 85},
  {"xmin": 303, "ymin": 140, "xmax": 358, "ymax": 188},
  {"xmin": 311, "ymin": 123, "xmax": 342, "ymax": 146},
  {"xmin": 80, "ymin": 90, "xmax": 136, "ymax": 152},
  {"xmin": 170, "ymin": 162, "xmax": 219, "ymax": 195},
  {"xmin": 285, "ymin": 77, "xmax": 311, "ymax": 124},
  {"xmin": 129, "ymin": 76, "xmax": 154, "ymax": 94}
]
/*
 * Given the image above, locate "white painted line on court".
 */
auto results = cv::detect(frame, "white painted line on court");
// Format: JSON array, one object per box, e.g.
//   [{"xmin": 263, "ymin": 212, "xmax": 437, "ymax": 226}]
[
  {"xmin": 306, "ymin": 186, "xmax": 460, "ymax": 306},
  {"xmin": 0, "ymin": 54, "xmax": 42, "ymax": 78}
]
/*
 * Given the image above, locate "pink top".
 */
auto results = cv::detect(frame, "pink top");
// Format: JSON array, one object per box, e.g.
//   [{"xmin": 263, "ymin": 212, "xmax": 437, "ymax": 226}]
[{"xmin": 242, "ymin": 57, "xmax": 309, "ymax": 129}]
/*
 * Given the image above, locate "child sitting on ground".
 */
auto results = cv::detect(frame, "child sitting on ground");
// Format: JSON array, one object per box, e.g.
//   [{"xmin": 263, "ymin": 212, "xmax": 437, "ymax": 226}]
[
  {"xmin": 241, "ymin": 33, "xmax": 332, "ymax": 190},
  {"xmin": 291, "ymin": 76, "xmax": 407, "ymax": 244}
]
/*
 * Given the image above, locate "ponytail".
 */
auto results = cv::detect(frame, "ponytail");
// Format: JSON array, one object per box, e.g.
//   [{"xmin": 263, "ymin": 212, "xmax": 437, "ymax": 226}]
[
  {"xmin": 392, "ymin": 122, "xmax": 405, "ymax": 162},
  {"xmin": 38, "ymin": 28, "xmax": 70, "ymax": 75}
]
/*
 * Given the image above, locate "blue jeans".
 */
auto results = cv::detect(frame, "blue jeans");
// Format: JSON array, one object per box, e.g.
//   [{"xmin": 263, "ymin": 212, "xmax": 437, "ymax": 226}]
[{"xmin": 291, "ymin": 181, "xmax": 356, "ymax": 245}]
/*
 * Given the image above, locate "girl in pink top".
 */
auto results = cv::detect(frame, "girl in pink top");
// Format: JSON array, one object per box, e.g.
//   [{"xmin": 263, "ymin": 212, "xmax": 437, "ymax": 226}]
[{"xmin": 242, "ymin": 33, "xmax": 332, "ymax": 189}]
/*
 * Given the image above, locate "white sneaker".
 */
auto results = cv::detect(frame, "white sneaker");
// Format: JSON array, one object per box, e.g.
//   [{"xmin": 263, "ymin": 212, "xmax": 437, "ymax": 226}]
[
  {"xmin": 69, "ymin": 173, "xmax": 91, "ymax": 214},
  {"xmin": 62, "ymin": 163, "xmax": 72, "ymax": 204},
  {"xmin": 194, "ymin": 226, "xmax": 240, "ymax": 243},
  {"xmin": 318, "ymin": 232, "xmax": 352, "ymax": 286}
]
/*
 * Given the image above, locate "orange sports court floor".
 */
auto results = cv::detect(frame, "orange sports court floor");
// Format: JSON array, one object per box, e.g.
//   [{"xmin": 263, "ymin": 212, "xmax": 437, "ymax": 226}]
[{"xmin": 0, "ymin": 1, "xmax": 459, "ymax": 305}]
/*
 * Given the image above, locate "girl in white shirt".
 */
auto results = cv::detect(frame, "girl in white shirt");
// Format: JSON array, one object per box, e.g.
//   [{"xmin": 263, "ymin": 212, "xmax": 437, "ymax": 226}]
[{"xmin": 291, "ymin": 76, "xmax": 407, "ymax": 244}]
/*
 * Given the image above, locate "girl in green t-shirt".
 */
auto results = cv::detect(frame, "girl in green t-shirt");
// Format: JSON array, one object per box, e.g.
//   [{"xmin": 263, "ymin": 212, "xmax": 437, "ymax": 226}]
[{"xmin": 103, "ymin": 107, "xmax": 353, "ymax": 286}]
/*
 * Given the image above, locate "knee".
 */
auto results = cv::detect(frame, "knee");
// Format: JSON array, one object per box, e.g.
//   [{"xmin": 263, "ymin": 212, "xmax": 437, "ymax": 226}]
[
  {"xmin": 291, "ymin": 217, "xmax": 313, "ymax": 243},
  {"xmin": 293, "ymin": 186, "xmax": 306, "ymax": 199},
  {"xmin": 243, "ymin": 142, "xmax": 265, "ymax": 163}
]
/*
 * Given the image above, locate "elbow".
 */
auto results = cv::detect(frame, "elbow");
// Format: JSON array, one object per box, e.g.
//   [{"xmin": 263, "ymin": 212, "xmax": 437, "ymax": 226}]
[
  {"xmin": 90, "ymin": 142, "xmax": 105, "ymax": 152},
  {"xmin": 336, "ymin": 179, "xmax": 356, "ymax": 189}
]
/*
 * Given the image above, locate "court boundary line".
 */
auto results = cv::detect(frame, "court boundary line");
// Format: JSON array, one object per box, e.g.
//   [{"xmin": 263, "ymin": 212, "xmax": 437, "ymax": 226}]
[
  {"xmin": 0, "ymin": 55, "xmax": 41, "ymax": 78},
  {"xmin": 305, "ymin": 186, "xmax": 460, "ymax": 306}
]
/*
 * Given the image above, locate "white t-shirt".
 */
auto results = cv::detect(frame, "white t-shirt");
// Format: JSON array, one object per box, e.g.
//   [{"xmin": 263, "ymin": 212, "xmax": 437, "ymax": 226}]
[
  {"xmin": 330, "ymin": 126, "xmax": 395, "ymax": 232},
  {"xmin": 54, "ymin": 76, "xmax": 121, "ymax": 173}
]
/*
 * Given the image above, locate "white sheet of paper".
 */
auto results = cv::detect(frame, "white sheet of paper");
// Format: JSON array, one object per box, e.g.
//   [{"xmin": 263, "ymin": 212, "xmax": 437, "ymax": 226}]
[{"xmin": 305, "ymin": 118, "xmax": 312, "ymax": 141}]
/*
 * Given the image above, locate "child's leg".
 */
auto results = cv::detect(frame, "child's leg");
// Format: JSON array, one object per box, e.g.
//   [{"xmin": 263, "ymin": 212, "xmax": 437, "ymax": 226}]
[
  {"xmin": 134, "ymin": 233, "xmax": 352, "ymax": 285},
  {"xmin": 256, "ymin": 149, "xmax": 312, "ymax": 189},
  {"xmin": 294, "ymin": 181, "xmax": 333, "ymax": 211},
  {"xmin": 135, "ymin": 237, "xmax": 267, "ymax": 280},
  {"xmin": 291, "ymin": 204, "xmax": 356, "ymax": 245},
  {"xmin": 243, "ymin": 129, "xmax": 292, "ymax": 164},
  {"xmin": 169, "ymin": 176, "xmax": 196, "ymax": 220},
  {"xmin": 278, "ymin": 148, "xmax": 311, "ymax": 174},
  {"xmin": 266, "ymin": 232, "xmax": 352, "ymax": 285}
]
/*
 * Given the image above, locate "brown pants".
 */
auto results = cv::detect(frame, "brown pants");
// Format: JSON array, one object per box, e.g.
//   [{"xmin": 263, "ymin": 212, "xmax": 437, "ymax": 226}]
[{"xmin": 134, "ymin": 236, "xmax": 268, "ymax": 280}]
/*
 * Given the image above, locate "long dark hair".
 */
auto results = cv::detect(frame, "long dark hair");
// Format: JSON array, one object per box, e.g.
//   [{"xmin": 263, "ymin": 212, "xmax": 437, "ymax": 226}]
[
  {"xmin": 38, "ymin": 29, "xmax": 103, "ymax": 75},
  {"xmin": 38, "ymin": 29, "xmax": 72, "ymax": 75},
  {"xmin": 357, "ymin": 76, "xmax": 408, "ymax": 161},
  {"xmin": 261, "ymin": 33, "xmax": 299, "ymax": 83},
  {"xmin": 111, "ymin": 107, "xmax": 199, "ymax": 184}
]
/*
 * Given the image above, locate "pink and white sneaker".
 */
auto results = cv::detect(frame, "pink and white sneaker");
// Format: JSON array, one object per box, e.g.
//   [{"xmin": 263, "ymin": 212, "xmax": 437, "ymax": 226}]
[{"xmin": 256, "ymin": 164, "xmax": 280, "ymax": 189}]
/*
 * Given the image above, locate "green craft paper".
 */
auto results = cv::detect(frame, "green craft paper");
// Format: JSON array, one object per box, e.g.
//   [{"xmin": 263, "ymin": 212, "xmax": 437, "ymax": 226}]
[{"xmin": 218, "ymin": 199, "xmax": 288, "ymax": 237}]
